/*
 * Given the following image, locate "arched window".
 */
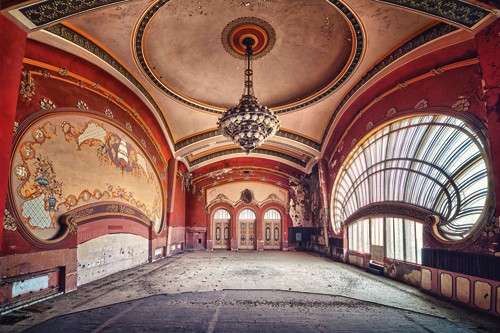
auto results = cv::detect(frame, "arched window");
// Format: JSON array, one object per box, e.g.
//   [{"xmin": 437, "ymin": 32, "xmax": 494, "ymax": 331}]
[
  {"xmin": 214, "ymin": 209, "xmax": 230, "ymax": 219},
  {"xmin": 239, "ymin": 209, "xmax": 256, "ymax": 219},
  {"xmin": 264, "ymin": 209, "xmax": 281, "ymax": 220},
  {"xmin": 331, "ymin": 114, "xmax": 491, "ymax": 241}
]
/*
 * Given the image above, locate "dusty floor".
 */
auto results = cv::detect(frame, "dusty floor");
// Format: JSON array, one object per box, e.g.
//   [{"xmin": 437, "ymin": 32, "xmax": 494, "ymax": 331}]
[{"xmin": 1, "ymin": 251, "xmax": 499, "ymax": 332}]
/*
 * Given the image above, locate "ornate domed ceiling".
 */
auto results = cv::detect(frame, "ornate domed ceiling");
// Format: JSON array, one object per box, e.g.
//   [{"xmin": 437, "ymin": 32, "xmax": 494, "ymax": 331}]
[
  {"xmin": 137, "ymin": 0, "xmax": 356, "ymax": 112},
  {"xmin": 4, "ymin": 0, "xmax": 496, "ymax": 172}
]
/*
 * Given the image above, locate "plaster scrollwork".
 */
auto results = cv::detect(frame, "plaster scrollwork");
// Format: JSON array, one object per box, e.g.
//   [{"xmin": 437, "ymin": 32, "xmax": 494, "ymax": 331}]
[
  {"xmin": 386, "ymin": 108, "xmax": 397, "ymax": 117},
  {"xmin": 3, "ymin": 209, "xmax": 17, "ymax": 231},
  {"xmin": 452, "ymin": 97, "xmax": 470, "ymax": 112},
  {"xmin": 40, "ymin": 98, "xmax": 56, "ymax": 110},
  {"xmin": 431, "ymin": 67, "xmax": 445, "ymax": 76},
  {"xmin": 366, "ymin": 122, "xmax": 373, "ymax": 132},
  {"xmin": 77, "ymin": 100, "xmax": 89, "ymax": 110},
  {"xmin": 240, "ymin": 189, "xmax": 255, "ymax": 204},
  {"xmin": 206, "ymin": 192, "xmax": 286, "ymax": 213},
  {"xmin": 58, "ymin": 68, "xmax": 69, "ymax": 76},
  {"xmin": 104, "ymin": 109, "xmax": 113, "ymax": 118},
  {"xmin": 13, "ymin": 122, "xmax": 19, "ymax": 137},
  {"xmin": 414, "ymin": 99, "xmax": 428, "ymax": 109}
]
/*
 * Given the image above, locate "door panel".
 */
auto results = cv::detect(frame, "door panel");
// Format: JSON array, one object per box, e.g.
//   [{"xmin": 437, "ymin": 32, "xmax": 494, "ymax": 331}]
[
  {"xmin": 264, "ymin": 220, "xmax": 281, "ymax": 249},
  {"xmin": 238, "ymin": 220, "xmax": 255, "ymax": 249},
  {"xmin": 214, "ymin": 220, "xmax": 230, "ymax": 249}
]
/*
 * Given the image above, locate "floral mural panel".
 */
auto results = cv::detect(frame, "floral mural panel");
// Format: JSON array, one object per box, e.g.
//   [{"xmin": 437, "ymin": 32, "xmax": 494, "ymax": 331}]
[{"xmin": 10, "ymin": 113, "xmax": 164, "ymax": 242}]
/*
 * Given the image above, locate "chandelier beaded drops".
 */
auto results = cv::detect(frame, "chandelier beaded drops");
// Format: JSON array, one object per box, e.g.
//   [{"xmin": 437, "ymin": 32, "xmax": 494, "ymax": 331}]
[{"xmin": 218, "ymin": 37, "xmax": 280, "ymax": 154}]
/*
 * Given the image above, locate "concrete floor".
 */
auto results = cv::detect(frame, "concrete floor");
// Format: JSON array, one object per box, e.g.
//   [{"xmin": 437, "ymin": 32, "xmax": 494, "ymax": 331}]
[{"xmin": 1, "ymin": 251, "xmax": 499, "ymax": 332}]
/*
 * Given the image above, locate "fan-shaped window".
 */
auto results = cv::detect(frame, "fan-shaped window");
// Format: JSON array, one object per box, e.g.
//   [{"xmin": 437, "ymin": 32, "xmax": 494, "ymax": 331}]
[
  {"xmin": 264, "ymin": 209, "xmax": 281, "ymax": 220},
  {"xmin": 214, "ymin": 209, "xmax": 230, "ymax": 219},
  {"xmin": 331, "ymin": 114, "xmax": 490, "ymax": 241},
  {"xmin": 239, "ymin": 209, "xmax": 256, "ymax": 219}
]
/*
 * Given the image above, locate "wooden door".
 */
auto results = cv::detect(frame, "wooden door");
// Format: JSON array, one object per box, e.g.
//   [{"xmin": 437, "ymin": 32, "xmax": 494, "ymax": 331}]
[
  {"xmin": 213, "ymin": 209, "xmax": 231, "ymax": 250},
  {"xmin": 263, "ymin": 209, "xmax": 281, "ymax": 249},
  {"xmin": 238, "ymin": 220, "xmax": 255, "ymax": 249}
]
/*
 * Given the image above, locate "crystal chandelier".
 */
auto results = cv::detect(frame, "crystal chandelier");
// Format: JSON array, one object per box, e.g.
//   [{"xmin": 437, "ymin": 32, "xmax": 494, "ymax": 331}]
[{"xmin": 217, "ymin": 37, "xmax": 280, "ymax": 154}]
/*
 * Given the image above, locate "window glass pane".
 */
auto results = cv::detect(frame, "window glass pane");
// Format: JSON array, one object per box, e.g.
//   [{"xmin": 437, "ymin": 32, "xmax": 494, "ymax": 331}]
[
  {"xmin": 239, "ymin": 209, "xmax": 256, "ymax": 219},
  {"xmin": 385, "ymin": 218, "xmax": 394, "ymax": 259},
  {"xmin": 404, "ymin": 220, "xmax": 416, "ymax": 263},
  {"xmin": 416, "ymin": 222, "xmax": 423, "ymax": 264},
  {"xmin": 264, "ymin": 209, "xmax": 281, "ymax": 220},
  {"xmin": 394, "ymin": 218, "xmax": 404, "ymax": 261},
  {"xmin": 214, "ymin": 209, "xmax": 230, "ymax": 219},
  {"xmin": 371, "ymin": 217, "xmax": 384, "ymax": 246},
  {"xmin": 363, "ymin": 219, "xmax": 370, "ymax": 254},
  {"xmin": 330, "ymin": 115, "xmax": 489, "ymax": 240},
  {"xmin": 348, "ymin": 224, "xmax": 353, "ymax": 251}
]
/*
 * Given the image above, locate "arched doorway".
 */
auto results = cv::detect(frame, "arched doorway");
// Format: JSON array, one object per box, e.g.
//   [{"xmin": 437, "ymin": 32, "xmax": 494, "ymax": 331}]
[
  {"xmin": 263, "ymin": 208, "xmax": 281, "ymax": 249},
  {"xmin": 238, "ymin": 209, "xmax": 256, "ymax": 250},
  {"xmin": 213, "ymin": 208, "xmax": 231, "ymax": 250}
]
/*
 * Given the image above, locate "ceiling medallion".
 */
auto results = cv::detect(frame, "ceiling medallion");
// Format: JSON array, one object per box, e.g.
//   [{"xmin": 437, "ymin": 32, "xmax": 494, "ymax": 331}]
[
  {"xmin": 218, "ymin": 20, "xmax": 280, "ymax": 154},
  {"xmin": 221, "ymin": 17, "xmax": 276, "ymax": 60}
]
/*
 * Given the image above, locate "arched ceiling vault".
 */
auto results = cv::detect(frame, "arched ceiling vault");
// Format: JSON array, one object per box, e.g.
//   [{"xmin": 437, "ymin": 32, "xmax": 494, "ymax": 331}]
[{"xmin": 3, "ymin": 0, "xmax": 498, "ymax": 173}]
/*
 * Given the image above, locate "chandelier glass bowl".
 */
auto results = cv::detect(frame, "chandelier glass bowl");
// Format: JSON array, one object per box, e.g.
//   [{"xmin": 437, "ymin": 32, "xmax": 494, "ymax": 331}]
[{"xmin": 218, "ymin": 37, "xmax": 280, "ymax": 154}]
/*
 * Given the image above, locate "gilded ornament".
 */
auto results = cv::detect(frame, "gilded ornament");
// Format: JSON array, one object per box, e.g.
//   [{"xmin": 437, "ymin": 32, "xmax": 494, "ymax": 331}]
[
  {"xmin": 3, "ymin": 209, "xmax": 17, "ymax": 231},
  {"xmin": 366, "ymin": 122, "xmax": 373, "ymax": 131},
  {"xmin": 414, "ymin": 99, "xmax": 428, "ymax": 109},
  {"xmin": 20, "ymin": 70, "xmax": 35, "ymax": 101},
  {"xmin": 240, "ymin": 189, "xmax": 254, "ymax": 204},
  {"xmin": 40, "ymin": 98, "xmax": 56, "ymax": 110},
  {"xmin": 77, "ymin": 100, "xmax": 89, "ymax": 110},
  {"xmin": 452, "ymin": 97, "xmax": 470, "ymax": 112},
  {"xmin": 58, "ymin": 68, "xmax": 69, "ymax": 76},
  {"xmin": 431, "ymin": 67, "xmax": 445, "ymax": 76},
  {"xmin": 13, "ymin": 122, "xmax": 19, "ymax": 136},
  {"xmin": 104, "ymin": 109, "xmax": 113, "ymax": 118},
  {"xmin": 387, "ymin": 108, "xmax": 397, "ymax": 117},
  {"xmin": 15, "ymin": 164, "xmax": 30, "ymax": 181},
  {"xmin": 40, "ymin": 70, "xmax": 51, "ymax": 78}
]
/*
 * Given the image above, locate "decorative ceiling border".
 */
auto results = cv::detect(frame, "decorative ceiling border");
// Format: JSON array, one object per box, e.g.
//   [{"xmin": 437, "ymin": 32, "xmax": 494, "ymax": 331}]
[
  {"xmin": 320, "ymin": 22, "xmax": 458, "ymax": 148},
  {"xmin": 189, "ymin": 148, "xmax": 307, "ymax": 168},
  {"xmin": 175, "ymin": 129, "xmax": 321, "ymax": 152},
  {"xmin": 44, "ymin": 23, "xmax": 175, "ymax": 146},
  {"xmin": 266, "ymin": 140, "xmax": 316, "ymax": 159},
  {"xmin": 133, "ymin": 0, "xmax": 364, "ymax": 115},
  {"xmin": 15, "ymin": 0, "xmax": 130, "ymax": 28},
  {"xmin": 374, "ymin": 0, "xmax": 490, "ymax": 29},
  {"xmin": 275, "ymin": 131, "xmax": 321, "ymax": 151}
]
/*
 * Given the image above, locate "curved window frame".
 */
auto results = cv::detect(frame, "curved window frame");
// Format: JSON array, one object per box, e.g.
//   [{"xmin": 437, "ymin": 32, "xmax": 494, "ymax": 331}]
[
  {"xmin": 214, "ymin": 208, "xmax": 231, "ymax": 219},
  {"xmin": 330, "ymin": 110, "xmax": 493, "ymax": 243}
]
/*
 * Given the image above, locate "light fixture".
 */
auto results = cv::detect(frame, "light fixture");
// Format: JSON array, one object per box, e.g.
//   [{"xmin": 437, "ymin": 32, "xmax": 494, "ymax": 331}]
[{"xmin": 217, "ymin": 37, "xmax": 280, "ymax": 154}]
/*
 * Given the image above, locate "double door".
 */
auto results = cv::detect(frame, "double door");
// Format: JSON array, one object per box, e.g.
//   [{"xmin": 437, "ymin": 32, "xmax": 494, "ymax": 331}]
[
  {"xmin": 264, "ymin": 220, "xmax": 281, "ymax": 249},
  {"xmin": 213, "ymin": 221, "xmax": 230, "ymax": 249},
  {"xmin": 238, "ymin": 220, "xmax": 256, "ymax": 250}
]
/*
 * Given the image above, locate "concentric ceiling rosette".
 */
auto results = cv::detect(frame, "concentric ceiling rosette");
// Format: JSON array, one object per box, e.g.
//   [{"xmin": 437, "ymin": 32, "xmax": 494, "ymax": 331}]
[{"xmin": 221, "ymin": 17, "xmax": 276, "ymax": 60}]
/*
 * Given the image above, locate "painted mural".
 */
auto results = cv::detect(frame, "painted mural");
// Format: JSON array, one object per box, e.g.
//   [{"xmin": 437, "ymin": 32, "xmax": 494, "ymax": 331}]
[{"xmin": 9, "ymin": 113, "xmax": 164, "ymax": 242}]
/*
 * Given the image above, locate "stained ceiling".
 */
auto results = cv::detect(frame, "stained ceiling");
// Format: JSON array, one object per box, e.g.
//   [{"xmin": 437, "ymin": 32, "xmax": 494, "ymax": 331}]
[{"xmin": 3, "ymin": 0, "xmax": 497, "ymax": 172}]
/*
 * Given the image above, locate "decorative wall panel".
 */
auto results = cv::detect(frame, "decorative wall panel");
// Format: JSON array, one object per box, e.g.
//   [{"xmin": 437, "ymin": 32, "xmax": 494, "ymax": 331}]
[{"xmin": 9, "ymin": 113, "xmax": 164, "ymax": 244}]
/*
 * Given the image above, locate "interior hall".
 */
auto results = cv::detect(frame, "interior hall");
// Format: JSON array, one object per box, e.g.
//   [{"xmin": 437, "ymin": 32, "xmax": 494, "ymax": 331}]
[{"xmin": 0, "ymin": 0, "xmax": 499, "ymax": 332}]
